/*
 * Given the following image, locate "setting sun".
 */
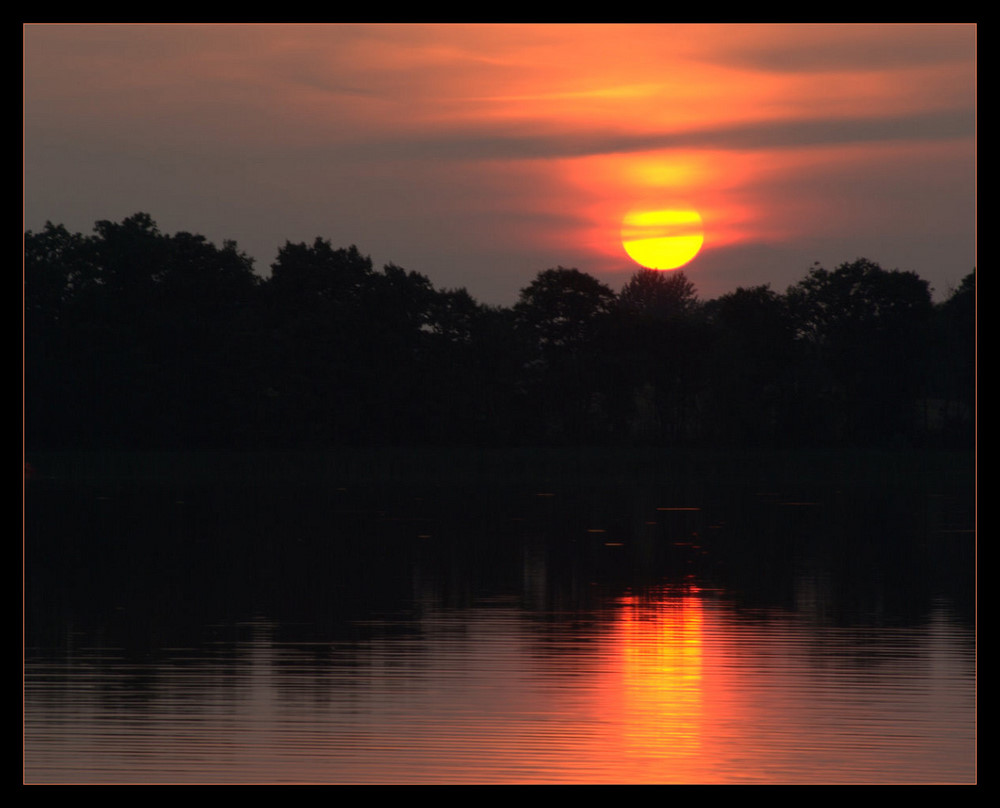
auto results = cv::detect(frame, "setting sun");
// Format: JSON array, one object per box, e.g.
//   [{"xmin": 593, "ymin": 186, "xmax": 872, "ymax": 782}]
[{"xmin": 621, "ymin": 208, "xmax": 705, "ymax": 270}]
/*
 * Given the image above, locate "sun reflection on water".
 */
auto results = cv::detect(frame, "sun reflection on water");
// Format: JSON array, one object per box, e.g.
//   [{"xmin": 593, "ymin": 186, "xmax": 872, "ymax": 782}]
[{"xmin": 616, "ymin": 589, "xmax": 705, "ymax": 759}]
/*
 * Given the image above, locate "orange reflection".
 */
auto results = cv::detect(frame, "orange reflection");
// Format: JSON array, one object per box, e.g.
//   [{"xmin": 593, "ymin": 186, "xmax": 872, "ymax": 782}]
[{"xmin": 616, "ymin": 590, "xmax": 705, "ymax": 757}]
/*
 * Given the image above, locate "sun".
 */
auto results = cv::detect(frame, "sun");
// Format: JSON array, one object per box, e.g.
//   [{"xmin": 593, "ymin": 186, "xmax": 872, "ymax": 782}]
[{"xmin": 621, "ymin": 207, "xmax": 704, "ymax": 270}]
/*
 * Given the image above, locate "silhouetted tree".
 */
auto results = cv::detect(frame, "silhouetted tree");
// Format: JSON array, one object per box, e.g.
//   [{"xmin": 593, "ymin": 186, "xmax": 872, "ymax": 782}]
[
  {"xmin": 24, "ymin": 221, "xmax": 94, "ymax": 326},
  {"xmin": 607, "ymin": 269, "xmax": 706, "ymax": 445},
  {"xmin": 420, "ymin": 290, "xmax": 524, "ymax": 443},
  {"xmin": 618, "ymin": 268, "xmax": 697, "ymax": 319},
  {"xmin": 257, "ymin": 242, "xmax": 378, "ymax": 445},
  {"xmin": 25, "ymin": 214, "xmax": 260, "ymax": 449},
  {"xmin": 27, "ymin": 213, "xmax": 962, "ymax": 453},
  {"xmin": 25, "ymin": 222, "xmax": 95, "ymax": 448},
  {"xmin": 514, "ymin": 267, "xmax": 616, "ymax": 357},
  {"xmin": 267, "ymin": 240, "xmax": 373, "ymax": 306},
  {"xmin": 513, "ymin": 268, "xmax": 617, "ymax": 442},
  {"xmin": 702, "ymin": 284, "xmax": 799, "ymax": 446},
  {"xmin": 926, "ymin": 270, "xmax": 975, "ymax": 446},
  {"xmin": 787, "ymin": 259, "xmax": 931, "ymax": 345},
  {"xmin": 786, "ymin": 258, "xmax": 933, "ymax": 445},
  {"xmin": 256, "ymin": 241, "xmax": 454, "ymax": 445}
]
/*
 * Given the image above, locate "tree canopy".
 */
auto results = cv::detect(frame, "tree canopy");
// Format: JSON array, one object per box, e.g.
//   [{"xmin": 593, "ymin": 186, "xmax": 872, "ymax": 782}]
[{"xmin": 24, "ymin": 215, "xmax": 975, "ymax": 451}]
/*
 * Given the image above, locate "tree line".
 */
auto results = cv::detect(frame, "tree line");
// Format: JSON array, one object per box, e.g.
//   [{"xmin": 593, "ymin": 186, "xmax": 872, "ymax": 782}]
[{"xmin": 24, "ymin": 213, "xmax": 975, "ymax": 452}]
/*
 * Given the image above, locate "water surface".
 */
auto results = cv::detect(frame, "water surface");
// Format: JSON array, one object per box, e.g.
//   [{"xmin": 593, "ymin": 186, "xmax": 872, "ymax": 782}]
[{"xmin": 24, "ymin": 461, "xmax": 976, "ymax": 784}]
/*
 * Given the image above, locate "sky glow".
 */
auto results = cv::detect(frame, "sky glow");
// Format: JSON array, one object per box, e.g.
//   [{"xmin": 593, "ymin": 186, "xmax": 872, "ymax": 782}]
[{"xmin": 23, "ymin": 23, "xmax": 976, "ymax": 303}]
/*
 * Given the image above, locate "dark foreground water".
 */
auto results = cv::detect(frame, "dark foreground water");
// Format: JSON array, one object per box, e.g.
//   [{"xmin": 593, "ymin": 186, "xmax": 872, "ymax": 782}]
[{"xmin": 24, "ymin": 451, "xmax": 976, "ymax": 784}]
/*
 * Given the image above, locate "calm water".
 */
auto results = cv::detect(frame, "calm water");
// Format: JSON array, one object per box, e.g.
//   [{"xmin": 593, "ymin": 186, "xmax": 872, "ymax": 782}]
[{"xmin": 24, "ymin": 465, "xmax": 976, "ymax": 784}]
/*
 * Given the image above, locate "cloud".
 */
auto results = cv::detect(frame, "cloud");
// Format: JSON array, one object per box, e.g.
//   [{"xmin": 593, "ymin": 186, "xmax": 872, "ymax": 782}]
[
  {"xmin": 712, "ymin": 23, "xmax": 975, "ymax": 73},
  {"xmin": 326, "ymin": 107, "xmax": 975, "ymax": 164}
]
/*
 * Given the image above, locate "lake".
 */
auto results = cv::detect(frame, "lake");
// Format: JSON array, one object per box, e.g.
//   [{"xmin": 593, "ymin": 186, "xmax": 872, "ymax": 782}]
[{"xmin": 23, "ymin": 450, "xmax": 976, "ymax": 784}]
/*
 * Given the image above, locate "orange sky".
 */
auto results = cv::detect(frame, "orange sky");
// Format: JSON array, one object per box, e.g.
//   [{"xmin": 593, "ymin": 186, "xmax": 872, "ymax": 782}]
[{"xmin": 23, "ymin": 23, "xmax": 976, "ymax": 303}]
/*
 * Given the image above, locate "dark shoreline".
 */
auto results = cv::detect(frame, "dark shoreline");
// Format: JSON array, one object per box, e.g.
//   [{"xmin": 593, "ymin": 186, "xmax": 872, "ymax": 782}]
[{"xmin": 26, "ymin": 446, "xmax": 974, "ymax": 490}]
